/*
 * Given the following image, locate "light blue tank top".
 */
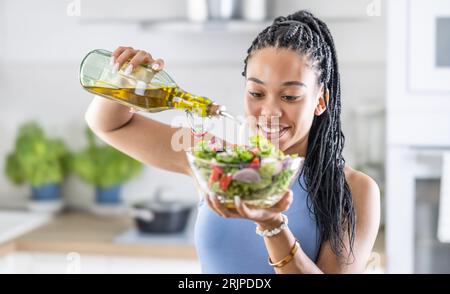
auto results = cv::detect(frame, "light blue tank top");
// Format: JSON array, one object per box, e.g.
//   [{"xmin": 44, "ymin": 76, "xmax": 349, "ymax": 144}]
[{"xmin": 194, "ymin": 174, "xmax": 321, "ymax": 274}]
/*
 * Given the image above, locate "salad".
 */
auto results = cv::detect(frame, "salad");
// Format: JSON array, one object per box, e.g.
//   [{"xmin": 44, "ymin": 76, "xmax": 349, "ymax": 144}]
[{"xmin": 188, "ymin": 134, "xmax": 303, "ymax": 208}]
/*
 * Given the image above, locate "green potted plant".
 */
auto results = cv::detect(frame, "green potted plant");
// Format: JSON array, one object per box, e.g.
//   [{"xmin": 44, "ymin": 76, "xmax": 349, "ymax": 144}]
[
  {"xmin": 68, "ymin": 127, "xmax": 143, "ymax": 206},
  {"xmin": 5, "ymin": 121, "xmax": 69, "ymax": 212}
]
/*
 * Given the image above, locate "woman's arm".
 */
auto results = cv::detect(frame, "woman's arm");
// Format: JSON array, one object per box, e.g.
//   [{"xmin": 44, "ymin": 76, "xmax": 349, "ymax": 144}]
[
  {"xmin": 257, "ymin": 168, "xmax": 380, "ymax": 274},
  {"xmin": 314, "ymin": 169, "xmax": 381, "ymax": 273},
  {"xmin": 86, "ymin": 104, "xmax": 192, "ymax": 175}
]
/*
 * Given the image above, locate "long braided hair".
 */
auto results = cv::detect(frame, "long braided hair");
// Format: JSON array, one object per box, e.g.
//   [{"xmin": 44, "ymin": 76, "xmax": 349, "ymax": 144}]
[{"xmin": 242, "ymin": 10, "xmax": 355, "ymax": 261}]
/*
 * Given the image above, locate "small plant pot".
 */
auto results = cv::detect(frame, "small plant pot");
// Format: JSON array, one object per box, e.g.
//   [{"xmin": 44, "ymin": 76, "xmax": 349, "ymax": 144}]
[
  {"xmin": 95, "ymin": 185, "xmax": 122, "ymax": 204},
  {"xmin": 28, "ymin": 183, "xmax": 63, "ymax": 213},
  {"xmin": 31, "ymin": 183, "xmax": 60, "ymax": 201}
]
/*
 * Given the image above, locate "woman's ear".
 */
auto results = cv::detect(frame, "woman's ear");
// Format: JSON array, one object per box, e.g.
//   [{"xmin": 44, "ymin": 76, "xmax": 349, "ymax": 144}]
[{"xmin": 315, "ymin": 87, "xmax": 330, "ymax": 116}]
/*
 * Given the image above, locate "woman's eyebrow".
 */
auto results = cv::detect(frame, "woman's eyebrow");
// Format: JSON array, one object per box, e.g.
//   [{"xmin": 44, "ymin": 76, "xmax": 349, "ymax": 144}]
[
  {"xmin": 247, "ymin": 77, "xmax": 264, "ymax": 84},
  {"xmin": 282, "ymin": 81, "xmax": 307, "ymax": 87},
  {"xmin": 247, "ymin": 77, "xmax": 307, "ymax": 88}
]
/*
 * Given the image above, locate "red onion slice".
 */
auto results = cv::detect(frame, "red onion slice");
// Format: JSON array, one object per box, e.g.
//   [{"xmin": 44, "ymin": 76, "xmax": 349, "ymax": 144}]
[{"xmin": 232, "ymin": 168, "xmax": 261, "ymax": 183}]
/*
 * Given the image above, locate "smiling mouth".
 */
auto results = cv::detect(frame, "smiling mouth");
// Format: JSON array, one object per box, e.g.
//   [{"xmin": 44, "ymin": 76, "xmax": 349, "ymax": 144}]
[{"xmin": 257, "ymin": 124, "xmax": 291, "ymax": 140}]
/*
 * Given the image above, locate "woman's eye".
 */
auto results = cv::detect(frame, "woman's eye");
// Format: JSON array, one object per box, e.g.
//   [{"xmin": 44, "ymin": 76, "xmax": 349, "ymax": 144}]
[
  {"xmin": 249, "ymin": 91, "xmax": 263, "ymax": 98},
  {"xmin": 281, "ymin": 95, "xmax": 301, "ymax": 102}
]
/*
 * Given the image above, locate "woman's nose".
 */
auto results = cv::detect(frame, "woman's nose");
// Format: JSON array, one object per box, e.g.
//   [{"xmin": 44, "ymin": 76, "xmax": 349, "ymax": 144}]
[{"xmin": 260, "ymin": 98, "xmax": 283, "ymax": 119}]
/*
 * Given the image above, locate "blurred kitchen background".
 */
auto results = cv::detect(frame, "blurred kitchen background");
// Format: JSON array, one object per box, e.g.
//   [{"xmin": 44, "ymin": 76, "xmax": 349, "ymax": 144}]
[{"xmin": 0, "ymin": 0, "xmax": 449, "ymax": 274}]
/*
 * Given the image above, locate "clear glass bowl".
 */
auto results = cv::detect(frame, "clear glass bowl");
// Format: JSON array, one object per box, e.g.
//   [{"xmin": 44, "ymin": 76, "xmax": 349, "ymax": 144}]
[{"xmin": 186, "ymin": 149, "xmax": 304, "ymax": 209}]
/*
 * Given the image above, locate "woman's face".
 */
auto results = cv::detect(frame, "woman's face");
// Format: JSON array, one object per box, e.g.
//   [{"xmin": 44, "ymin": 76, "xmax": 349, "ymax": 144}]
[{"xmin": 244, "ymin": 47, "xmax": 325, "ymax": 155}]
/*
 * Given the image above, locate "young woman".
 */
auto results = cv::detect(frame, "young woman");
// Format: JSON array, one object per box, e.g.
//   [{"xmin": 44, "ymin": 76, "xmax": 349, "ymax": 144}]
[{"xmin": 85, "ymin": 10, "xmax": 380, "ymax": 274}]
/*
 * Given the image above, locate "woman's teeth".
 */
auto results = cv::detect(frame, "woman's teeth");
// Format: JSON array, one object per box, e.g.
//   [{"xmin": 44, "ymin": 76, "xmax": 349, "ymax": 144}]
[
  {"xmin": 258, "ymin": 125, "xmax": 290, "ymax": 138},
  {"xmin": 261, "ymin": 127, "xmax": 281, "ymax": 133}
]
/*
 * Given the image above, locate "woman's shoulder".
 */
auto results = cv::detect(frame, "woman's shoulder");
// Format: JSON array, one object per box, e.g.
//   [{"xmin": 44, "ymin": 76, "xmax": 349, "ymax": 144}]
[
  {"xmin": 344, "ymin": 165, "xmax": 380, "ymax": 207},
  {"xmin": 344, "ymin": 165, "xmax": 381, "ymax": 243}
]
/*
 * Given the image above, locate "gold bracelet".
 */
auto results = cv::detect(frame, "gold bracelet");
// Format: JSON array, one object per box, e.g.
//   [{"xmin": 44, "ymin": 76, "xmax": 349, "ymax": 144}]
[{"xmin": 268, "ymin": 239, "xmax": 300, "ymax": 268}]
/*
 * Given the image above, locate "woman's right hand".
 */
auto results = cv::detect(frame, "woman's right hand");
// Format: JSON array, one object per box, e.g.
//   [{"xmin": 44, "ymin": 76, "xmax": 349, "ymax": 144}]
[
  {"xmin": 86, "ymin": 47, "xmax": 193, "ymax": 175},
  {"xmin": 110, "ymin": 46, "xmax": 166, "ymax": 75}
]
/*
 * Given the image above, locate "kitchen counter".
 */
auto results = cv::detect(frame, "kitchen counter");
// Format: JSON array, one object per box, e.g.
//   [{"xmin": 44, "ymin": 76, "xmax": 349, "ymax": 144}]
[
  {"xmin": 0, "ymin": 211, "xmax": 197, "ymax": 259},
  {"xmin": 0, "ymin": 210, "xmax": 386, "ymax": 272}
]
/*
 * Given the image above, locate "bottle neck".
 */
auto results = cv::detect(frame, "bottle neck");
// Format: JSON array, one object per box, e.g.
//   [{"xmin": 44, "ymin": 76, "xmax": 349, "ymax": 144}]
[{"xmin": 173, "ymin": 88, "xmax": 222, "ymax": 117}]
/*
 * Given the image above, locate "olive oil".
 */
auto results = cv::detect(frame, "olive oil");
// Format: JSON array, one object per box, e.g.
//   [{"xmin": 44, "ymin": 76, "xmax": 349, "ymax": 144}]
[{"xmin": 85, "ymin": 85, "xmax": 220, "ymax": 117}]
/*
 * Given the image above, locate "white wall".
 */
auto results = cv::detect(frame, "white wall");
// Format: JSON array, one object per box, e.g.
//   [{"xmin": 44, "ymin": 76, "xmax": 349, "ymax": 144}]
[{"xmin": 0, "ymin": 0, "xmax": 386, "ymax": 209}]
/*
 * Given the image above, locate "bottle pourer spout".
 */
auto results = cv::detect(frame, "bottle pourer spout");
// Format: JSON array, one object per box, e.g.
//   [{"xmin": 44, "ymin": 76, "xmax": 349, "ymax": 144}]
[
  {"xmin": 206, "ymin": 103, "xmax": 224, "ymax": 117},
  {"xmin": 218, "ymin": 105, "xmax": 227, "ymax": 114}
]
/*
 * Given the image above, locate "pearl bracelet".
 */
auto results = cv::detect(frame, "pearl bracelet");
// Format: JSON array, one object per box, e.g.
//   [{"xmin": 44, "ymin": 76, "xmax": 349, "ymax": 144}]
[{"xmin": 255, "ymin": 214, "xmax": 289, "ymax": 237}]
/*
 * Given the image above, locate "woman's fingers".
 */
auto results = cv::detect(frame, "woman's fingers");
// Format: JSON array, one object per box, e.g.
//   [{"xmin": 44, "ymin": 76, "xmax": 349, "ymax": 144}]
[
  {"xmin": 233, "ymin": 196, "xmax": 253, "ymax": 218},
  {"xmin": 211, "ymin": 194, "xmax": 240, "ymax": 218},
  {"xmin": 115, "ymin": 47, "xmax": 138, "ymax": 68},
  {"xmin": 205, "ymin": 193, "xmax": 225, "ymax": 217},
  {"xmin": 206, "ymin": 194, "xmax": 239, "ymax": 218},
  {"xmin": 151, "ymin": 58, "xmax": 165, "ymax": 71},
  {"xmin": 126, "ymin": 50, "xmax": 154, "ymax": 74},
  {"xmin": 233, "ymin": 196, "xmax": 278, "ymax": 221},
  {"xmin": 129, "ymin": 50, "xmax": 153, "ymax": 67},
  {"xmin": 110, "ymin": 46, "xmax": 165, "ymax": 75},
  {"xmin": 111, "ymin": 46, "xmax": 131, "ymax": 62},
  {"xmin": 205, "ymin": 190, "xmax": 293, "ymax": 220},
  {"xmin": 268, "ymin": 189, "xmax": 293, "ymax": 213}
]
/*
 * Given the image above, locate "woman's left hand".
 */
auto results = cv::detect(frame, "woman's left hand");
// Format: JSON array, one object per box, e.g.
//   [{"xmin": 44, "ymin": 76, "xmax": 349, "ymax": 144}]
[{"xmin": 205, "ymin": 189, "xmax": 293, "ymax": 226}]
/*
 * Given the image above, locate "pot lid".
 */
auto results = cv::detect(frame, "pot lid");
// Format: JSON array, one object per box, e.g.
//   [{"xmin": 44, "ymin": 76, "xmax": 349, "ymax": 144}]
[
  {"xmin": 133, "ymin": 199, "xmax": 192, "ymax": 213},
  {"xmin": 133, "ymin": 187, "xmax": 194, "ymax": 212}
]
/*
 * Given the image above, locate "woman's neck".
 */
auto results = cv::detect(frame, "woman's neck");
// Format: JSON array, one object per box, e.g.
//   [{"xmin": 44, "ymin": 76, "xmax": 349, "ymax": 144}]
[{"xmin": 283, "ymin": 135, "xmax": 308, "ymax": 157}]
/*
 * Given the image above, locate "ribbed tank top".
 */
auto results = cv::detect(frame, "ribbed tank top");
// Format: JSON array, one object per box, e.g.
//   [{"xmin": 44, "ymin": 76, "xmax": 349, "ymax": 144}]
[{"xmin": 194, "ymin": 174, "xmax": 321, "ymax": 274}]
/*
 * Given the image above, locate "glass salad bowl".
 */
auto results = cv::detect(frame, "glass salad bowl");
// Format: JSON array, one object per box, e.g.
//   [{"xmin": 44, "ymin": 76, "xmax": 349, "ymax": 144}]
[{"xmin": 186, "ymin": 135, "xmax": 304, "ymax": 209}]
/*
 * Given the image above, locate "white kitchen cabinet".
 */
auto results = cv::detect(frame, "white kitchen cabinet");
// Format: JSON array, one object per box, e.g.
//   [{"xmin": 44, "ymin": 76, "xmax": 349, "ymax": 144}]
[
  {"xmin": 0, "ymin": 255, "xmax": 11, "ymax": 274},
  {"xmin": 108, "ymin": 256, "xmax": 201, "ymax": 274},
  {"xmin": 386, "ymin": 0, "xmax": 450, "ymax": 274},
  {"xmin": 0, "ymin": 251, "xmax": 200, "ymax": 274}
]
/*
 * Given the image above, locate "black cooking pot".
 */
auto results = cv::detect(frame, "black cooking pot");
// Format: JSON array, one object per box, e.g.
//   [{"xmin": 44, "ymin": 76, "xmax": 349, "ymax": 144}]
[{"xmin": 130, "ymin": 192, "xmax": 194, "ymax": 234}]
